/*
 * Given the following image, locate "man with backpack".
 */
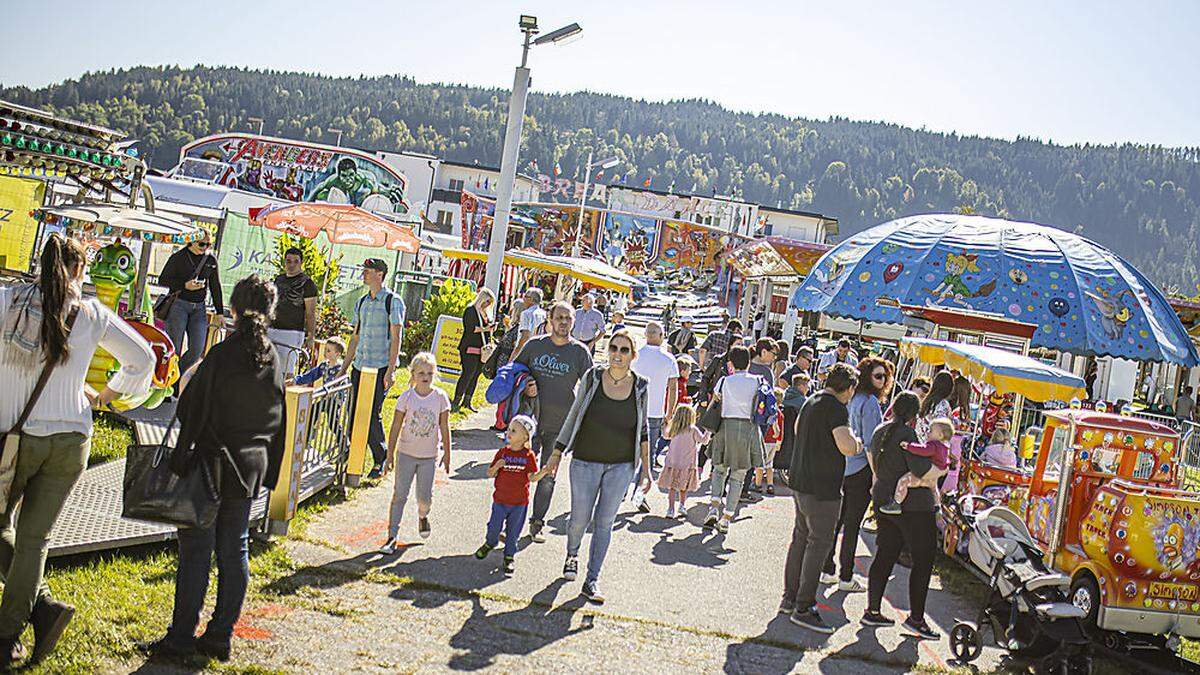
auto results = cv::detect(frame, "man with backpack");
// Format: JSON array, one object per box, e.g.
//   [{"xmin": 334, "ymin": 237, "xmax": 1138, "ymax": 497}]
[{"xmin": 340, "ymin": 258, "xmax": 406, "ymax": 479}]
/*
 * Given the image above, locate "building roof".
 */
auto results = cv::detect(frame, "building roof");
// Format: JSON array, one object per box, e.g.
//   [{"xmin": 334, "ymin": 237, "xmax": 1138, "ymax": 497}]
[
  {"xmin": 605, "ymin": 183, "xmax": 837, "ymax": 223},
  {"xmin": 758, "ymin": 203, "xmax": 838, "ymax": 223}
]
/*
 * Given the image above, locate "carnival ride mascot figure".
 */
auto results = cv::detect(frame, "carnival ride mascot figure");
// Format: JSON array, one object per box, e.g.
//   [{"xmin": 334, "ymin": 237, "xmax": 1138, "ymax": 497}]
[
  {"xmin": 929, "ymin": 251, "xmax": 996, "ymax": 307},
  {"xmin": 88, "ymin": 241, "xmax": 179, "ymax": 410}
]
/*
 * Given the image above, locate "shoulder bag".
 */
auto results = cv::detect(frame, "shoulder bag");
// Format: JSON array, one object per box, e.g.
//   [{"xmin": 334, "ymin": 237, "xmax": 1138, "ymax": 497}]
[
  {"xmin": 0, "ymin": 311, "xmax": 78, "ymax": 506},
  {"xmin": 122, "ymin": 362, "xmax": 222, "ymax": 529},
  {"xmin": 153, "ymin": 253, "xmax": 209, "ymax": 322}
]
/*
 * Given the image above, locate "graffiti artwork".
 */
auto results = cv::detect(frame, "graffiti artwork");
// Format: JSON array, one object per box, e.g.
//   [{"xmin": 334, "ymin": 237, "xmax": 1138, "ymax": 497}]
[{"xmin": 179, "ymin": 134, "xmax": 409, "ymax": 215}]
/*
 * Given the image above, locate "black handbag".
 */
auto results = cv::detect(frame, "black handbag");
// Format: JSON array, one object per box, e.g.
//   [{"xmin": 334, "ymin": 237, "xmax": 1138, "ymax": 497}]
[
  {"xmin": 152, "ymin": 291, "xmax": 179, "ymax": 322},
  {"xmin": 699, "ymin": 400, "xmax": 723, "ymax": 433},
  {"xmin": 122, "ymin": 424, "xmax": 220, "ymax": 529}
]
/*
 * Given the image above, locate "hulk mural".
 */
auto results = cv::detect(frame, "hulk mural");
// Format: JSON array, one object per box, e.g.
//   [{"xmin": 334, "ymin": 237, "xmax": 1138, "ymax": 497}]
[{"xmin": 179, "ymin": 134, "xmax": 409, "ymax": 215}]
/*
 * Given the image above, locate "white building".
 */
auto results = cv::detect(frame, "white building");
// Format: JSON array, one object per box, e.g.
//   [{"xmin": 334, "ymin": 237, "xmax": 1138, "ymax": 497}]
[
  {"xmin": 758, "ymin": 204, "xmax": 839, "ymax": 243},
  {"xmin": 425, "ymin": 160, "xmax": 541, "ymax": 239}
]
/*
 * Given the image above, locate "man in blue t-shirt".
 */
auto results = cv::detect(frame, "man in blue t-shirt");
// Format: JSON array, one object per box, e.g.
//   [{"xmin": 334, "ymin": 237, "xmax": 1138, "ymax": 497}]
[{"xmin": 340, "ymin": 258, "xmax": 406, "ymax": 479}]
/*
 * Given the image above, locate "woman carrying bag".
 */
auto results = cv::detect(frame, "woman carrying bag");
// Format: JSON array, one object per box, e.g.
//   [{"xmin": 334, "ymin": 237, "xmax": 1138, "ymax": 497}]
[
  {"xmin": 142, "ymin": 275, "xmax": 286, "ymax": 662},
  {"xmin": 452, "ymin": 288, "xmax": 495, "ymax": 412},
  {"xmin": 0, "ymin": 234, "xmax": 153, "ymax": 667}
]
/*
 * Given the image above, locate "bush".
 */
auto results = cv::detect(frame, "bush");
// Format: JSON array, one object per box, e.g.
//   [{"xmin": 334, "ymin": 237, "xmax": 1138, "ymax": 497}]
[{"xmin": 401, "ymin": 279, "xmax": 475, "ymax": 357}]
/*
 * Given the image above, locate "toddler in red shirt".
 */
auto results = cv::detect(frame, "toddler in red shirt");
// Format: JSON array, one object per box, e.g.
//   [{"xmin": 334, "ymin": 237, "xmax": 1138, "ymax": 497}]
[{"xmin": 475, "ymin": 415, "xmax": 547, "ymax": 573}]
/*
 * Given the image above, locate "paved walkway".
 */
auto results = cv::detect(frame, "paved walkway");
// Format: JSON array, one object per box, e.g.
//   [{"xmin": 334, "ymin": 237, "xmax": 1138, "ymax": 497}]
[{"xmin": 128, "ymin": 406, "xmax": 1025, "ymax": 673}]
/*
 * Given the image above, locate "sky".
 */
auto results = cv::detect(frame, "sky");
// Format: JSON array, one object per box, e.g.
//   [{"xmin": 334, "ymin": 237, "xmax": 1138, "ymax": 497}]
[{"xmin": 3, "ymin": 1, "xmax": 1198, "ymax": 147}]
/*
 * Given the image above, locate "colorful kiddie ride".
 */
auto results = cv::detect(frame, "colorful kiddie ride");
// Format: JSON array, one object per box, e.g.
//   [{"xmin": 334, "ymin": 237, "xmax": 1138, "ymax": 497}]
[
  {"xmin": 917, "ymin": 343, "xmax": 1200, "ymax": 653},
  {"xmin": 86, "ymin": 240, "xmax": 179, "ymax": 410}
]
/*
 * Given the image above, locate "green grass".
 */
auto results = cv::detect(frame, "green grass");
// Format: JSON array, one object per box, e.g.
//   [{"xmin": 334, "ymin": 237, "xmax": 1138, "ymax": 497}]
[{"xmin": 89, "ymin": 413, "xmax": 133, "ymax": 466}]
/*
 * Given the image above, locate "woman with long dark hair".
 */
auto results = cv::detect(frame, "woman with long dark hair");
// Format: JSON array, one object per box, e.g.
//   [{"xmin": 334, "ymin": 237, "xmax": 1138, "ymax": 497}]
[
  {"xmin": 862, "ymin": 391, "xmax": 941, "ymax": 639},
  {"xmin": 916, "ymin": 370, "xmax": 954, "ymax": 441},
  {"xmin": 822, "ymin": 355, "xmax": 893, "ymax": 591},
  {"xmin": 143, "ymin": 275, "xmax": 286, "ymax": 662},
  {"xmin": 453, "ymin": 287, "xmax": 495, "ymax": 412},
  {"xmin": 0, "ymin": 234, "xmax": 153, "ymax": 666}
]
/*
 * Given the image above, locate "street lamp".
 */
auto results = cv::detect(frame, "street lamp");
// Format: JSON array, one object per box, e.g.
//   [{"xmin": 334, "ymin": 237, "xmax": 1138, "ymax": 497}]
[
  {"xmin": 327, "ymin": 127, "xmax": 344, "ymax": 146},
  {"xmin": 571, "ymin": 151, "xmax": 618, "ymax": 258},
  {"xmin": 247, "ymin": 117, "xmax": 264, "ymax": 135},
  {"xmin": 483, "ymin": 16, "xmax": 583, "ymax": 299}
]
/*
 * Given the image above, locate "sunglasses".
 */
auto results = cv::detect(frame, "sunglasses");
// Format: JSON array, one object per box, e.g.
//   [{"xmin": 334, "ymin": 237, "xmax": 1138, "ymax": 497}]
[
  {"xmin": 195, "ymin": 241, "xmax": 211, "ymax": 249},
  {"xmin": 608, "ymin": 344, "xmax": 632, "ymax": 355}
]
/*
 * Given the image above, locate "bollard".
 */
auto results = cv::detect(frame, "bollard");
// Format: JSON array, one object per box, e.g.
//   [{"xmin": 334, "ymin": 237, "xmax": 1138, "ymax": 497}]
[
  {"xmin": 345, "ymin": 367, "xmax": 380, "ymax": 487},
  {"xmin": 267, "ymin": 385, "xmax": 313, "ymax": 535}
]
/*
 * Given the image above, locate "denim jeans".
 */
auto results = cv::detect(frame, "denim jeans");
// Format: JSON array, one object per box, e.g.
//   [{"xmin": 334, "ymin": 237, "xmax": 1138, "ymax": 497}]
[
  {"xmin": 567, "ymin": 459, "xmax": 635, "ymax": 584},
  {"xmin": 529, "ymin": 432, "xmax": 557, "ymax": 527},
  {"xmin": 167, "ymin": 496, "xmax": 253, "ymax": 647},
  {"xmin": 824, "ymin": 465, "xmax": 873, "ymax": 581},
  {"xmin": 486, "ymin": 502, "xmax": 528, "ymax": 558},
  {"xmin": 628, "ymin": 417, "xmax": 662, "ymax": 504},
  {"xmin": 388, "ymin": 455, "xmax": 436, "ymax": 539},
  {"xmin": 350, "ymin": 367, "xmax": 389, "ymax": 470},
  {"xmin": 0, "ymin": 432, "xmax": 89, "ymax": 638},
  {"xmin": 165, "ymin": 298, "xmax": 210, "ymax": 382}
]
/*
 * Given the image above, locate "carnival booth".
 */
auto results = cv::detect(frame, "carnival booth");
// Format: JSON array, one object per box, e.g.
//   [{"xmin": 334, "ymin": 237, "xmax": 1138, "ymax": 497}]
[
  {"xmin": 443, "ymin": 247, "xmax": 639, "ymax": 304},
  {"xmin": 725, "ymin": 236, "xmax": 830, "ymax": 344}
]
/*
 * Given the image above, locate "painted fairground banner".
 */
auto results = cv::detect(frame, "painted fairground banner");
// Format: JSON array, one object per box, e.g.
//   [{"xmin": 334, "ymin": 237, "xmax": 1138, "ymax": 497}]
[
  {"xmin": 178, "ymin": 134, "xmax": 409, "ymax": 215},
  {"xmin": 658, "ymin": 219, "xmax": 746, "ymax": 272},
  {"xmin": 598, "ymin": 213, "xmax": 659, "ymax": 274},
  {"xmin": 521, "ymin": 204, "xmax": 602, "ymax": 256},
  {"xmin": 460, "ymin": 190, "xmax": 496, "ymax": 250}
]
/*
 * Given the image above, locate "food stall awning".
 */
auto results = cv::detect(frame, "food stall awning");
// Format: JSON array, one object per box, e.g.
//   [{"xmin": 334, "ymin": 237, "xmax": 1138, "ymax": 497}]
[
  {"xmin": 726, "ymin": 236, "xmax": 831, "ymax": 278},
  {"xmin": 900, "ymin": 337, "xmax": 1087, "ymax": 402},
  {"xmin": 37, "ymin": 204, "xmax": 199, "ymax": 240},
  {"xmin": 443, "ymin": 248, "xmax": 638, "ymax": 293}
]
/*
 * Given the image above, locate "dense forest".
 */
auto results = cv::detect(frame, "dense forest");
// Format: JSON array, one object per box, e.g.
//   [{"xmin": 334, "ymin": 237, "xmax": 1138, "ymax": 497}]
[{"xmin": 4, "ymin": 65, "xmax": 1199, "ymax": 287}]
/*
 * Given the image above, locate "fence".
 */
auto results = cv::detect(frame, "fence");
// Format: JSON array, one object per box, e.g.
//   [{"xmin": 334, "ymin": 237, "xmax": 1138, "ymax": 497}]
[
  {"xmin": 267, "ymin": 369, "xmax": 377, "ymax": 535},
  {"xmin": 1181, "ymin": 421, "xmax": 1200, "ymax": 492}
]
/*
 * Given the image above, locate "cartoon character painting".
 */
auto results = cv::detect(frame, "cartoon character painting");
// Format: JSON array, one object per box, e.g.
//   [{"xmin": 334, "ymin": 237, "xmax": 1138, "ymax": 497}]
[
  {"xmin": 811, "ymin": 256, "xmax": 849, "ymax": 298},
  {"xmin": 928, "ymin": 251, "xmax": 996, "ymax": 306},
  {"xmin": 1086, "ymin": 287, "xmax": 1134, "ymax": 340}
]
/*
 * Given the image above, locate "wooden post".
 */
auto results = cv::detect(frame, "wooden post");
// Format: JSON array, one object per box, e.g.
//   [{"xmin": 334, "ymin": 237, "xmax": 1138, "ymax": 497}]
[
  {"xmin": 268, "ymin": 386, "xmax": 313, "ymax": 536},
  {"xmin": 345, "ymin": 367, "xmax": 379, "ymax": 487}
]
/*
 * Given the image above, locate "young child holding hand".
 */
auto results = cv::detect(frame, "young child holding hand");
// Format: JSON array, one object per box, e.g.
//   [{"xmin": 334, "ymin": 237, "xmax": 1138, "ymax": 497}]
[
  {"xmin": 289, "ymin": 338, "xmax": 346, "ymax": 387},
  {"xmin": 476, "ymin": 415, "xmax": 548, "ymax": 573},
  {"xmin": 879, "ymin": 417, "xmax": 952, "ymax": 515},
  {"xmin": 381, "ymin": 353, "xmax": 452, "ymax": 553}
]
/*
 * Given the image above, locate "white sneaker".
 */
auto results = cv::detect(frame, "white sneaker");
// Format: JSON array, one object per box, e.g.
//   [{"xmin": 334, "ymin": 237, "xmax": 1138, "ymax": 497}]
[
  {"xmin": 838, "ymin": 577, "xmax": 866, "ymax": 593},
  {"xmin": 379, "ymin": 538, "xmax": 398, "ymax": 555},
  {"xmin": 665, "ymin": 506, "xmax": 677, "ymax": 519},
  {"xmin": 819, "ymin": 572, "xmax": 839, "ymax": 585},
  {"xmin": 715, "ymin": 517, "xmax": 730, "ymax": 534}
]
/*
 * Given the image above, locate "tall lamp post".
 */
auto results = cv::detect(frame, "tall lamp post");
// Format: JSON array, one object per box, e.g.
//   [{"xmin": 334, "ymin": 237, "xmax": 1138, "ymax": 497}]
[
  {"xmin": 484, "ymin": 15, "xmax": 583, "ymax": 299},
  {"xmin": 554, "ymin": 151, "xmax": 617, "ymax": 299}
]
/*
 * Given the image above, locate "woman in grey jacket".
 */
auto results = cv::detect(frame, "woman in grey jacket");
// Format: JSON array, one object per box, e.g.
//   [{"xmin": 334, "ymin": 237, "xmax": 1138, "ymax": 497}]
[{"xmin": 543, "ymin": 329, "xmax": 650, "ymax": 605}]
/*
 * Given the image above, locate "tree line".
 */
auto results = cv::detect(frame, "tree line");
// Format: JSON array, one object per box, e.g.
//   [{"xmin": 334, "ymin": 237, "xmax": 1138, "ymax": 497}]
[{"xmin": 4, "ymin": 65, "xmax": 1199, "ymax": 287}]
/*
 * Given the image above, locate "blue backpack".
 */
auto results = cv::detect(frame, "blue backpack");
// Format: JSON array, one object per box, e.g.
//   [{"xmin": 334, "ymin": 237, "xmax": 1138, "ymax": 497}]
[{"xmin": 752, "ymin": 379, "xmax": 779, "ymax": 428}]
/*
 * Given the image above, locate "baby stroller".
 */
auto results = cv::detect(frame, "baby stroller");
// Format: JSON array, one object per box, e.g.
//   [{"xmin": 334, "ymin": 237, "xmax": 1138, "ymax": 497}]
[{"xmin": 948, "ymin": 495, "xmax": 1091, "ymax": 672}]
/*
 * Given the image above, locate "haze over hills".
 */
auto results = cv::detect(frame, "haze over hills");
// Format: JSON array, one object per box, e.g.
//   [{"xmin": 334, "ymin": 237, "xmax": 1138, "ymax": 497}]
[{"xmin": 4, "ymin": 65, "xmax": 1199, "ymax": 288}]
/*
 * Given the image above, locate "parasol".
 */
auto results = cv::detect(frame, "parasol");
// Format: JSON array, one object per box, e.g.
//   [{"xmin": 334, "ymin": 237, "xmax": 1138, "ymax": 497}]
[
  {"xmin": 249, "ymin": 202, "xmax": 420, "ymax": 254},
  {"xmin": 791, "ymin": 214, "xmax": 1199, "ymax": 366},
  {"xmin": 900, "ymin": 337, "xmax": 1087, "ymax": 402}
]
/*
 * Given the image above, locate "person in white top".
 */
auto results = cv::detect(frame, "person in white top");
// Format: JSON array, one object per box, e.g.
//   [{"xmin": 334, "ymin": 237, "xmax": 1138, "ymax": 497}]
[
  {"xmin": 0, "ymin": 234, "xmax": 153, "ymax": 666},
  {"xmin": 704, "ymin": 346, "xmax": 765, "ymax": 533},
  {"xmin": 632, "ymin": 322, "xmax": 679, "ymax": 485},
  {"xmin": 512, "ymin": 287, "xmax": 547, "ymax": 361}
]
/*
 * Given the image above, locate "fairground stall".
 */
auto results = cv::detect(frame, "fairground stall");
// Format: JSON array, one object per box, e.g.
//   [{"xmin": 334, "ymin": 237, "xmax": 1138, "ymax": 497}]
[{"xmin": 724, "ymin": 236, "xmax": 830, "ymax": 344}]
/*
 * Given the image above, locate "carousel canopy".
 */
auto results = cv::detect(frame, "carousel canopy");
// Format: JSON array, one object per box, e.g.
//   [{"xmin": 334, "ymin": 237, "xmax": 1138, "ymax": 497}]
[
  {"xmin": 36, "ymin": 203, "xmax": 200, "ymax": 243},
  {"xmin": 443, "ymin": 248, "xmax": 639, "ymax": 293},
  {"xmin": 792, "ymin": 214, "xmax": 1199, "ymax": 366},
  {"xmin": 901, "ymin": 337, "xmax": 1087, "ymax": 403},
  {"xmin": 726, "ymin": 236, "xmax": 831, "ymax": 278}
]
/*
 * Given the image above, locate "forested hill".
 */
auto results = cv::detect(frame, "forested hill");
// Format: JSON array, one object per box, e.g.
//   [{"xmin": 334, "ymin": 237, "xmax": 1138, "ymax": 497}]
[{"xmin": 5, "ymin": 65, "xmax": 1199, "ymax": 287}]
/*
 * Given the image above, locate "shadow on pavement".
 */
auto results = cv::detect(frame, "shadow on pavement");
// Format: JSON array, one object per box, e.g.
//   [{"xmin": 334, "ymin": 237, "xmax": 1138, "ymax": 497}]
[
  {"xmin": 649, "ymin": 529, "xmax": 734, "ymax": 568},
  {"xmin": 444, "ymin": 579, "xmax": 590, "ymax": 671}
]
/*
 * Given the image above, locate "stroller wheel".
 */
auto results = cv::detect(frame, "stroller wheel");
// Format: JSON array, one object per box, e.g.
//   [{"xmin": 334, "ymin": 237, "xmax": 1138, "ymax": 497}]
[{"xmin": 950, "ymin": 621, "xmax": 983, "ymax": 663}]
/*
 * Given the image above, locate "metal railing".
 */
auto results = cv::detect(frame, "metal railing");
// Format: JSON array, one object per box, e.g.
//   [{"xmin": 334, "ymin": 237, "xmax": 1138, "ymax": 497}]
[
  {"xmin": 302, "ymin": 376, "xmax": 353, "ymax": 483},
  {"xmin": 1180, "ymin": 421, "xmax": 1200, "ymax": 492}
]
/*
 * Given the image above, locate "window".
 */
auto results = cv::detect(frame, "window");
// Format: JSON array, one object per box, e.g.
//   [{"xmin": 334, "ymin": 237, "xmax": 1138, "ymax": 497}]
[
  {"xmin": 1042, "ymin": 426, "xmax": 1069, "ymax": 481},
  {"xmin": 436, "ymin": 210, "xmax": 454, "ymax": 227},
  {"xmin": 1132, "ymin": 451, "xmax": 1155, "ymax": 480},
  {"xmin": 448, "ymin": 178, "xmax": 464, "ymax": 192}
]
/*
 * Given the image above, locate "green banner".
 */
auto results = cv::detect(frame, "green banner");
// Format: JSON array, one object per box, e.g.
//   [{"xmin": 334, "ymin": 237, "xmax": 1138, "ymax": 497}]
[{"xmin": 215, "ymin": 214, "xmax": 404, "ymax": 313}]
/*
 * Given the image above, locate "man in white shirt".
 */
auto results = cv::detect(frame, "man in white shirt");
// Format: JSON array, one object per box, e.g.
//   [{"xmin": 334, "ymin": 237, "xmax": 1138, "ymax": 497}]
[
  {"xmin": 512, "ymin": 287, "xmax": 547, "ymax": 360},
  {"xmin": 631, "ymin": 321, "xmax": 679, "ymax": 511}
]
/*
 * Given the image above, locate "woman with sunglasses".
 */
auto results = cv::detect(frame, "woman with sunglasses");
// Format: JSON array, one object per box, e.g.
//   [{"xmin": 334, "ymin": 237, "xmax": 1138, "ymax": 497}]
[
  {"xmin": 543, "ymin": 329, "xmax": 650, "ymax": 605},
  {"xmin": 821, "ymin": 355, "xmax": 893, "ymax": 592},
  {"xmin": 159, "ymin": 230, "xmax": 225, "ymax": 390}
]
